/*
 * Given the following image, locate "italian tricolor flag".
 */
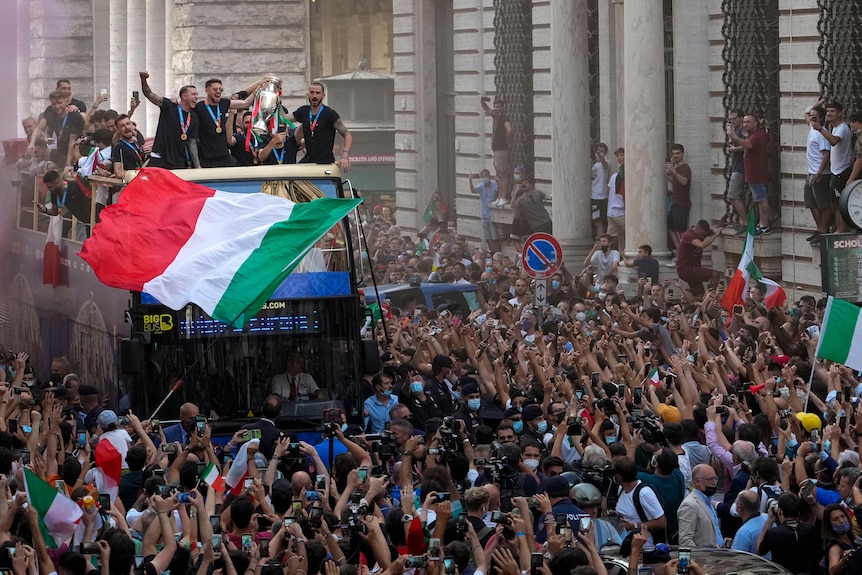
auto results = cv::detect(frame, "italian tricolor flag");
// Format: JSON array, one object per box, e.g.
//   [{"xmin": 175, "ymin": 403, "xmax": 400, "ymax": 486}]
[
  {"xmin": 23, "ymin": 468, "xmax": 82, "ymax": 548},
  {"xmin": 79, "ymin": 168, "xmax": 361, "ymax": 325},
  {"xmin": 200, "ymin": 461, "xmax": 226, "ymax": 493},
  {"xmin": 225, "ymin": 438, "xmax": 259, "ymax": 495},
  {"xmin": 95, "ymin": 438, "xmax": 122, "ymax": 503},
  {"xmin": 816, "ymin": 296, "xmax": 862, "ymax": 372},
  {"xmin": 721, "ymin": 213, "xmax": 786, "ymax": 313},
  {"xmin": 647, "ymin": 366, "xmax": 661, "ymax": 387}
]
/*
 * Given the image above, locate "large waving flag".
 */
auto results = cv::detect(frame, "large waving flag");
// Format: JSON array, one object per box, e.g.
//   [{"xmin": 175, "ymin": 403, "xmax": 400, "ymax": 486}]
[
  {"xmin": 95, "ymin": 439, "xmax": 122, "ymax": 503},
  {"xmin": 79, "ymin": 168, "xmax": 361, "ymax": 325},
  {"xmin": 816, "ymin": 296, "xmax": 862, "ymax": 371},
  {"xmin": 23, "ymin": 468, "xmax": 83, "ymax": 548},
  {"xmin": 225, "ymin": 439, "xmax": 259, "ymax": 495},
  {"xmin": 721, "ymin": 213, "xmax": 786, "ymax": 313}
]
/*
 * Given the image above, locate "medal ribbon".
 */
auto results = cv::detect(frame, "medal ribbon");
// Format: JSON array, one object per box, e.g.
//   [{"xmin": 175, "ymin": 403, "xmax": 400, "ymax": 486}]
[
  {"xmin": 122, "ymin": 140, "xmax": 143, "ymax": 164},
  {"xmin": 177, "ymin": 105, "xmax": 191, "ymax": 138},
  {"xmin": 273, "ymin": 146, "xmax": 284, "ymax": 165},
  {"xmin": 205, "ymin": 103, "xmax": 222, "ymax": 130},
  {"xmin": 308, "ymin": 105, "xmax": 324, "ymax": 137}
]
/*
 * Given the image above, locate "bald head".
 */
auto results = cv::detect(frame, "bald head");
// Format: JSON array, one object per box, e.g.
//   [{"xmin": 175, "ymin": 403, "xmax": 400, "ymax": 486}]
[
  {"xmin": 735, "ymin": 489, "xmax": 760, "ymax": 518},
  {"xmin": 692, "ymin": 464, "xmax": 718, "ymax": 494},
  {"xmin": 179, "ymin": 402, "xmax": 200, "ymax": 432},
  {"xmin": 291, "ymin": 471, "xmax": 311, "ymax": 497}
]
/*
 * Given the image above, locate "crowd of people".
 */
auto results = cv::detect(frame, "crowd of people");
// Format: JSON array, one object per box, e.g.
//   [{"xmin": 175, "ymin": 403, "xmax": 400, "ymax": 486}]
[{"xmin": 8, "ymin": 81, "xmax": 862, "ymax": 575}]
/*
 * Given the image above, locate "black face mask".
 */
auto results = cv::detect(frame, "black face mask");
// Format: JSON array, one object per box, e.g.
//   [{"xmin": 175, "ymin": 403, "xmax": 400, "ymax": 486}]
[
  {"xmin": 50, "ymin": 373, "xmax": 63, "ymax": 384},
  {"xmin": 703, "ymin": 486, "xmax": 717, "ymax": 497}
]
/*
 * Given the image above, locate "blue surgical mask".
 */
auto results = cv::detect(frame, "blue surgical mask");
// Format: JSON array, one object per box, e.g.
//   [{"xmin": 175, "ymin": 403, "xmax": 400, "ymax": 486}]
[
  {"xmin": 486, "ymin": 266, "xmax": 494, "ymax": 273},
  {"xmin": 552, "ymin": 280, "xmax": 560, "ymax": 291},
  {"xmin": 452, "ymin": 390, "xmax": 461, "ymax": 400},
  {"xmin": 382, "ymin": 389, "xmax": 392, "ymax": 397},
  {"xmin": 605, "ymin": 436, "xmax": 617, "ymax": 445},
  {"xmin": 341, "ymin": 423, "xmax": 348, "ymax": 432},
  {"xmin": 513, "ymin": 420, "xmax": 524, "ymax": 434},
  {"xmin": 513, "ymin": 174, "xmax": 522, "ymax": 183},
  {"xmin": 834, "ymin": 521, "xmax": 851, "ymax": 534},
  {"xmin": 410, "ymin": 382, "xmax": 424, "ymax": 394},
  {"xmin": 468, "ymin": 398, "xmax": 481, "ymax": 411},
  {"xmin": 536, "ymin": 421, "xmax": 548, "ymax": 434},
  {"xmin": 575, "ymin": 312, "xmax": 586, "ymax": 322}
]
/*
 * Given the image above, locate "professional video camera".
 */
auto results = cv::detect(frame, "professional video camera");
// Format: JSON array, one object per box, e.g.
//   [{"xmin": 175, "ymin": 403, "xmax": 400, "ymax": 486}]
[
  {"xmin": 594, "ymin": 397, "xmax": 617, "ymax": 416},
  {"xmin": 347, "ymin": 503, "xmax": 369, "ymax": 534},
  {"xmin": 626, "ymin": 411, "xmax": 664, "ymax": 444},
  {"xmin": 438, "ymin": 416, "xmax": 462, "ymax": 456},
  {"xmin": 485, "ymin": 457, "xmax": 519, "ymax": 490},
  {"xmin": 365, "ymin": 431, "xmax": 398, "ymax": 460},
  {"xmin": 320, "ymin": 408, "xmax": 344, "ymax": 438}
]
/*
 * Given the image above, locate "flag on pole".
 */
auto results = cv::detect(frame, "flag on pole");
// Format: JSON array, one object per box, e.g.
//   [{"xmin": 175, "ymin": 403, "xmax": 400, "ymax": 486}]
[
  {"xmin": 721, "ymin": 213, "xmax": 786, "ymax": 313},
  {"xmin": 22, "ymin": 468, "xmax": 83, "ymax": 548},
  {"xmin": 225, "ymin": 439, "xmax": 259, "ymax": 495},
  {"xmin": 816, "ymin": 296, "xmax": 862, "ymax": 372},
  {"xmin": 94, "ymin": 439, "xmax": 122, "ymax": 503},
  {"xmin": 200, "ymin": 461, "xmax": 226, "ymax": 493},
  {"xmin": 647, "ymin": 366, "xmax": 661, "ymax": 387},
  {"xmin": 79, "ymin": 168, "xmax": 362, "ymax": 325}
]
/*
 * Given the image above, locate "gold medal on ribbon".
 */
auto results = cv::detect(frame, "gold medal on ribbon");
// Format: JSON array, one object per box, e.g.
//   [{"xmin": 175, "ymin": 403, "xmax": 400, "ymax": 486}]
[
  {"xmin": 181, "ymin": 133, "xmax": 188, "ymax": 140},
  {"xmin": 216, "ymin": 126, "xmax": 222, "ymax": 134}
]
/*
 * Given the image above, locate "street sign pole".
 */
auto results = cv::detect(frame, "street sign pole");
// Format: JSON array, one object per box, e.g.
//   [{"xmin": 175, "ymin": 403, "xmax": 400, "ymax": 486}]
[{"xmin": 534, "ymin": 279, "xmax": 548, "ymax": 308}]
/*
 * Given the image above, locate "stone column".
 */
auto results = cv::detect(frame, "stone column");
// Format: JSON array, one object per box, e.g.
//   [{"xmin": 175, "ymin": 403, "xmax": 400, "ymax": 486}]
[
  {"xmin": 16, "ymin": 0, "xmax": 29, "ymax": 134},
  {"xmin": 613, "ymin": 0, "xmax": 625, "ymax": 147},
  {"xmin": 92, "ymin": 0, "xmax": 110, "ymax": 101},
  {"xmin": 126, "ymin": 1, "xmax": 147, "ymax": 135},
  {"xmin": 164, "ymin": 0, "xmax": 175, "ymax": 96},
  {"xmin": 623, "ymin": 0, "xmax": 668, "ymax": 257},
  {"xmin": 146, "ymin": 0, "xmax": 166, "ymax": 137},
  {"xmin": 672, "ymin": 0, "xmax": 709, "ymax": 224},
  {"xmin": 598, "ymin": 0, "xmax": 618, "ymax": 147},
  {"xmin": 551, "ymin": 0, "xmax": 593, "ymax": 264},
  {"xmin": 109, "ymin": 0, "xmax": 127, "ymax": 115}
]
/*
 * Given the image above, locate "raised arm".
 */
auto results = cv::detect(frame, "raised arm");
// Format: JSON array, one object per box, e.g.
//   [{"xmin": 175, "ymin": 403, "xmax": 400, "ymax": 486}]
[{"xmin": 139, "ymin": 71, "xmax": 164, "ymax": 106}]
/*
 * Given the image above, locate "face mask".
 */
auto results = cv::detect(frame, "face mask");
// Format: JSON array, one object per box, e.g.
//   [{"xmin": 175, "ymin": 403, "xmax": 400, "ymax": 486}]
[
  {"xmin": 468, "ymin": 398, "xmax": 482, "ymax": 411},
  {"xmin": 483, "ymin": 178, "xmax": 491, "ymax": 186},
  {"xmin": 522, "ymin": 320, "xmax": 533, "ymax": 331},
  {"xmin": 341, "ymin": 423, "xmax": 348, "ymax": 432},
  {"xmin": 452, "ymin": 390, "xmax": 461, "ymax": 400},
  {"xmin": 486, "ymin": 266, "xmax": 494, "ymax": 273},
  {"xmin": 536, "ymin": 421, "xmax": 548, "ymax": 434},
  {"xmin": 605, "ymin": 436, "xmax": 617, "ymax": 445},
  {"xmin": 381, "ymin": 389, "xmax": 392, "ymax": 397},
  {"xmin": 598, "ymin": 291, "xmax": 607, "ymax": 300},
  {"xmin": 834, "ymin": 521, "xmax": 852, "ymax": 534},
  {"xmin": 513, "ymin": 174, "xmax": 522, "ymax": 183},
  {"xmin": 703, "ymin": 486, "xmax": 717, "ymax": 497},
  {"xmin": 524, "ymin": 459, "xmax": 540, "ymax": 471},
  {"xmin": 513, "ymin": 420, "xmax": 524, "ymax": 434},
  {"xmin": 552, "ymin": 280, "xmax": 560, "ymax": 291},
  {"xmin": 575, "ymin": 312, "xmax": 586, "ymax": 322},
  {"xmin": 411, "ymin": 382, "xmax": 424, "ymax": 394}
]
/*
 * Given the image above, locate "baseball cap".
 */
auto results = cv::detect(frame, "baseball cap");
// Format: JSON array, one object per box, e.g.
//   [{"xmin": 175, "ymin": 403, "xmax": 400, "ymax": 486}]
[{"xmin": 97, "ymin": 410, "xmax": 118, "ymax": 429}]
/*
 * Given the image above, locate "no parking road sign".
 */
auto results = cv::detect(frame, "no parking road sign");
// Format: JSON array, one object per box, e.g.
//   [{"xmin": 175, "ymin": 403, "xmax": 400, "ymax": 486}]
[{"xmin": 521, "ymin": 233, "xmax": 563, "ymax": 279}]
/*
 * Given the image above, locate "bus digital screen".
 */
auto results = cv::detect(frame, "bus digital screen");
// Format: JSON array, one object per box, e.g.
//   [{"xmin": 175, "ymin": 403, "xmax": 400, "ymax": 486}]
[{"xmin": 179, "ymin": 310, "xmax": 321, "ymax": 336}]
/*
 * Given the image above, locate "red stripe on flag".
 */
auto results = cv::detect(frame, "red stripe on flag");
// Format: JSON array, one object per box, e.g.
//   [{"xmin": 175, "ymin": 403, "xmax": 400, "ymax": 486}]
[
  {"xmin": 721, "ymin": 268, "xmax": 747, "ymax": 312},
  {"xmin": 79, "ymin": 168, "xmax": 216, "ymax": 291}
]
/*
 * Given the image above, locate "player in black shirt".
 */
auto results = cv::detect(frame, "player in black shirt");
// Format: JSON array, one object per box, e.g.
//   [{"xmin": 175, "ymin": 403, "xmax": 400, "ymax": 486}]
[
  {"xmin": 111, "ymin": 115, "xmax": 145, "ymax": 180},
  {"xmin": 193, "ymin": 78, "xmax": 258, "ymax": 168},
  {"xmin": 140, "ymin": 71, "xmax": 200, "ymax": 169},
  {"xmin": 27, "ymin": 90, "xmax": 85, "ymax": 169},
  {"xmin": 289, "ymin": 83, "xmax": 353, "ymax": 172}
]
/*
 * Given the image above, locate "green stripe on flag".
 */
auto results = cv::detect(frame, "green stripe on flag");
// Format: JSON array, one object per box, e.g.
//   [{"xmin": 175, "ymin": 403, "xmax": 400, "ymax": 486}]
[
  {"xmin": 817, "ymin": 297, "xmax": 862, "ymax": 368},
  {"xmin": 212, "ymin": 197, "xmax": 361, "ymax": 324}
]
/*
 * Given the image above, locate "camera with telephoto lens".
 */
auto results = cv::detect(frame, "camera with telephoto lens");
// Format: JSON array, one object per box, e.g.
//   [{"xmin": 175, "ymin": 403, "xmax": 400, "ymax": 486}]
[
  {"xmin": 320, "ymin": 408, "xmax": 344, "ymax": 438},
  {"xmin": 626, "ymin": 410, "xmax": 664, "ymax": 444},
  {"xmin": 437, "ymin": 417, "xmax": 462, "ymax": 461}
]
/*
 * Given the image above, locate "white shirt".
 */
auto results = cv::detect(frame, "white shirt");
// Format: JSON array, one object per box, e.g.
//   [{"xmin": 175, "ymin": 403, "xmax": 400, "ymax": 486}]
[
  {"xmin": 272, "ymin": 372, "xmax": 319, "ymax": 400},
  {"xmin": 616, "ymin": 481, "xmax": 665, "ymax": 549},
  {"xmin": 591, "ymin": 161, "xmax": 608, "ymax": 200},
  {"xmin": 607, "ymin": 174, "xmax": 625, "ymax": 218},
  {"xmin": 807, "ymin": 126, "xmax": 831, "ymax": 175},
  {"xmin": 591, "ymin": 249, "xmax": 620, "ymax": 281},
  {"xmin": 831, "ymin": 122, "xmax": 853, "ymax": 174}
]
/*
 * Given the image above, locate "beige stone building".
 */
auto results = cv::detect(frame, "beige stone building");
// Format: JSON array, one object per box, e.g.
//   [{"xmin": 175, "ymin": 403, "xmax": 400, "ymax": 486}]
[{"xmin": 8, "ymin": 0, "xmax": 862, "ymax": 300}]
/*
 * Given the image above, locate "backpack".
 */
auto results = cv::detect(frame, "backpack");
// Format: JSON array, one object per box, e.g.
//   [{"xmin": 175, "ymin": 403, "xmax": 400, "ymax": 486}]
[{"xmin": 618, "ymin": 483, "xmax": 668, "ymax": 544}]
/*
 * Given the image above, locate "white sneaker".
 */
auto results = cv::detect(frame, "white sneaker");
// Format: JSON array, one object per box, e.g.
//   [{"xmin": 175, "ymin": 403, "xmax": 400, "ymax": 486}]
[{"xmin": 665, "ymin": 258, "xmax": 677, "ymax": 268}]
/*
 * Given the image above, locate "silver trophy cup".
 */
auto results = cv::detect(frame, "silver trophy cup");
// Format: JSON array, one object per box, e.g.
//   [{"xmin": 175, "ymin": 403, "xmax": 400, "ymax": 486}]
[{"xmin": 251, "ymin": 76, "xmax": 283, "ymax": 136}]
